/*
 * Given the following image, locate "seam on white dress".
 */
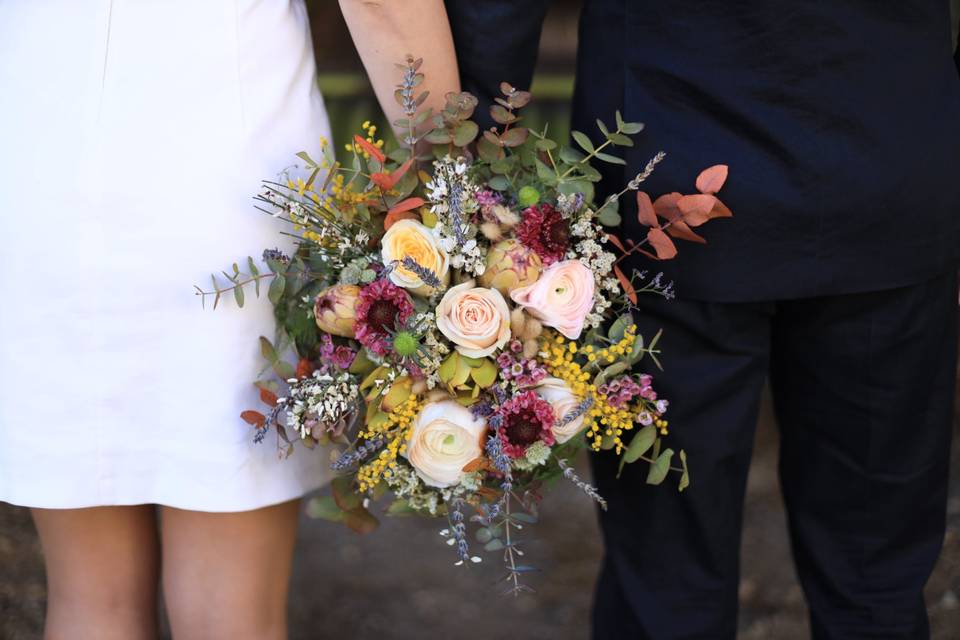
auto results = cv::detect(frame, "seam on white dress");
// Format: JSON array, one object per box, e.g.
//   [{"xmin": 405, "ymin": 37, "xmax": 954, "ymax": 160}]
[{"xmin": 96, "ymin": 0, "xmax": 115, "ymax": 124}]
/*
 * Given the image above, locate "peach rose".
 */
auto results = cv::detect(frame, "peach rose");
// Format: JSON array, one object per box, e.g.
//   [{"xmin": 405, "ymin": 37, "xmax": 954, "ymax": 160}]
[
  {"xmin": 381, "ymin": 219, "xmax": 450, "ymax": 296},
  {"xmin": 435, "ymin": 280, "xmax": 512, "ymax": 358},
  {"xmin": 313, "ymin": 284, "xmax": 360, "ymax": 338},
  {"xmin": 510, "ymin": 259, "xmax": 595, "ymax": 340},
  {"xmin": 403, "ymin": 400, "xmax": 487, "ymax": 488},
  {"xmin": 534, "ymin": 377, "xmax": 588, "ymax": 444}
]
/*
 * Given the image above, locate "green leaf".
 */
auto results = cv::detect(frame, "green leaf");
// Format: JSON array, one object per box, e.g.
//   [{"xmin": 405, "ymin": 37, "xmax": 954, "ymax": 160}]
[
  {"xmin": 470, "ymin": 359, "xmax": 498, "ymax": 388},
  {"xmin": 595, "ymin": 152, "xmax": 627, "ymax": 165},
  {"xmin": 535, "ymin": 138, "xmax": 557, "ymax": 151},
  {"xmin": 500, "ymin": 127, "xmax": 529, "ymax": 148},
  {"xmin": 511, "ymin": 512, "xmax": 538, "ymax": 524},
  {"xmin": 296, "ymin": 151, "xmax": 318, "ymax": 167},
  {"xmin": 233, "ymin": 283, "xmax": 245, "ymax": 308},
  {"xmin": 332, "ymin": 475, "xmax": 363, "ymax": 512},
  {"xmin": 621, "ymin": 121, "xmax": 644, "ymax": 135},
  {"xmin": 578, "ymin": 163, "xmax": 603, "ymax": 182},
  {"xmin": 678, "ymin": 450, "xmax": 690, "ymax": 492},
  {"xmin": 268, "ymin": 274, "xmax": 286, "ymax": 304},
  {"xmin": 535, "ymin": 158, "xmax": 558, "ymax": 185},
  {"xmin": 305, "ymin": 496, "xmax": 344, "ymax": 522},
  {"xmin": 424, "ymin": 128, "xmax": 452, "ymax": 144},
  {"xmin": 488, "ymin": 175, "xmax": 510, "ymax": 191},
  {"xmin": 558, "ymin": 179, "xmax": 593, "ymax": 202},
  {"xmin": 596, "ymin": 118, "xmax": 610, "ymax": 137},
  {"xmin": 571, "ymin": 130, "xmax": 594, "ymax": 154},
  {"xmin": 248, "ymin": 257, "xmax": 261, "ymax": 297},
  {"xmin": 606, "ymin": 132, "xmax": 634, "ymax": 146},
  {"xmin": 596, "ymin": 206, "xmax": 622, "ymax": 226},
  {"xmin": 484, "ymin": 539, "xmax": 505, "ymax": 552},
  {"xmin": 559, "ymin": 145, "xmax": 585, "ymax": 164},
  {"xmin": 595, "ymin": 361, "xmax": 628, "ymax": 387},
  {"xmin": 623, "ymin": 425, "xmax": 657, "ymax": 463},
  {"xmin": 272, "ymin": 359, "xmax": 296, "ymax": 381},
  {"xmin": 608, "ymin": 313, "xmax": 634, "ymax": 343},
  {"xmin": 646, "ymin": 448, "xmax": 674, "ymax": 485},
  {"xmin": 453, "ymin": 120, "xmax": 479, "ymax": 147},
  {"xmin": 386, "ymin": 499, "xmax": 417, "ymax": 517},
  {"xmin": 259, "ymin": 336, "xmax": 279, "ymax": 364}
]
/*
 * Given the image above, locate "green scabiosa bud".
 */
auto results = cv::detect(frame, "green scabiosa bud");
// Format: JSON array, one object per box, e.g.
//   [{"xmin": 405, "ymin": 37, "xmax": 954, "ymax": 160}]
[
  {"xmin": 517, "ymin": 185, "xmax": 540, "ymax": 208},
  {"xmin": 392, "ymin": 331, "xmax": 419, "ymax": 357}
]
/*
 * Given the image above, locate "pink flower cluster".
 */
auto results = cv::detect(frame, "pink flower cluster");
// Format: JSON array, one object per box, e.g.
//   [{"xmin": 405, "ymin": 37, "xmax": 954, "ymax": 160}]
[
  {"xmin": 599, "ymin": 374, "xmax": 668, "ymax": 412},
  {"xmin": 318, "ymin": 334, "xmax": 355, "ymax": 371},
  {"xmin": 496, "ymin": 340, "xmax": 548, "ymax": 387},
  {"xmin": 497, "ymin": 390, "xmax": 556, "ymax": 459}
]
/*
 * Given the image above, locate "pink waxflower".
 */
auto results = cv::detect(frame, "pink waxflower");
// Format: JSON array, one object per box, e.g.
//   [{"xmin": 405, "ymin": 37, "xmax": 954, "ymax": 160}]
[
  {"xmin": 497, "ymin": 390, "xmax": 556, "ymax": 458},
  {"xmin": 354, "ymin": 279, "xmax": 415, "ymax": 356}
]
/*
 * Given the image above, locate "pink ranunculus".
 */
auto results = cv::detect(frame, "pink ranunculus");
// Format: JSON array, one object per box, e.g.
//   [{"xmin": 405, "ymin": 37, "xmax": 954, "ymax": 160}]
[{"xmin": 509, "ymin": 259, "xmax": 595, "ymax": 340}]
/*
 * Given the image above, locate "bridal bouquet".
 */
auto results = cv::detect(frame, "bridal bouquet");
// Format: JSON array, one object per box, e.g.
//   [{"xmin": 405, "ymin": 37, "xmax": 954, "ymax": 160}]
[{"xmin": 199, "ymin": 57, "xmax": 731, "ymax": 592}]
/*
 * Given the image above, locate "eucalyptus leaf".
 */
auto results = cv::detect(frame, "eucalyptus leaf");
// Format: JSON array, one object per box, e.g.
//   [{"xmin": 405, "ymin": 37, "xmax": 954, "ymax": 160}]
[
  {"xmin": 595, "ymin": 152, "xmax": 627, "ymax": 165},
  {"xmin": 268, "ymin": 274, "xmax": 286, "ymax": 304},
  {"xmin": 623, "ymin": 425, "xmax": 657, "ymax": 463},
  {"xmin": 233, "ymin": 284, "xmax": 244, "ymax": 308},
  {"xmin": 678, "ymin": 450, "xmax": 690, "ymax": 492},
  {"xmin": 559, "ymin": 146, "xmax": 585, "ymax": 164},
  {"xmin": 488, "ymin": 175, "xmax": 510, "ymax": 191},
  {"xmin": 305, "ymin": 496, "xmax": 344, "ymax": 522},
  {"xmin": 571, "ymin": 130, "xmax": 594, "ymax": 155},
  {"xmin": 646, "ymin": 448, "xmax": 674, "ymax": 485}
]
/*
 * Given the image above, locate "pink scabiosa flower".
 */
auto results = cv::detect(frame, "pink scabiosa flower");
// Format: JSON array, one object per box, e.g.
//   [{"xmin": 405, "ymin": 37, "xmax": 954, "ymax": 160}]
[
  {"xmin": 515, "ymin": 203, "xmax": 570, "ymax": 264},
  {"xmin": 354, "ymin": 279, "xmax": 414, "ymax": 356},
  {"xmin": 497, "ymin": 390, "xmax": 556, "ymax": 458}
]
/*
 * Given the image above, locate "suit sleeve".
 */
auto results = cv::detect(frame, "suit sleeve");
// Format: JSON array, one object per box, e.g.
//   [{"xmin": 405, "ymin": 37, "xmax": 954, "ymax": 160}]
[{"xmin": 444, "ymin": 0, "xmax": 553, "ymax": 130}]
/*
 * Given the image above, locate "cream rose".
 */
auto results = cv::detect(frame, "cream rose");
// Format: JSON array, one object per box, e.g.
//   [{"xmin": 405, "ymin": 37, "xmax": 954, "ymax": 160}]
[
  {"xmin": 435, "ymin": 280, "xmax": 512, "ymax": 358},
  {"xmin": 535, "ymin": 377, "xmax": 588, "ymax": 444},
  {"xmin": 381, "ymin": 219, "xmax": 450, "ymax": 296},
  {"xmin": 403, "ymin": 400, "xmax": 487, "ymax": 488},
  {"xmin": 510, "ymin": 259, "xmax": 595, "ymax": 340}
]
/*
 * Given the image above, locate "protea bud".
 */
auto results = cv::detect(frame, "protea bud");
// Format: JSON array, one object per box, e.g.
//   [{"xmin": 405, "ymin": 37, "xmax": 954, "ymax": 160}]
[
  {"xmin": 314, "ymin": 284, "xmax": 360, "ymax": 338},
  {"xmin": 478, "ymin": 239, "xmax": 542, "ymax": 296}
]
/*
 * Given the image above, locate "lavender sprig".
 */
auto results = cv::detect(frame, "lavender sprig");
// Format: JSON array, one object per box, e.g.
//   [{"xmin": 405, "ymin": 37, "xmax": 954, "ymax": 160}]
[
  {"xmin": 400, "ymin": 256, "xmax": 442, "ymax": 289},
  {"xmin": 558, "ymin": 459, "xmax": 608, "ymax": 511},
  {"xmin": 557, "ymin": 396, "xmax": 594, "ymax": 431},
  {"xmin": 331, "ymin": 435, "xmax": 387, "ymax": 472}
]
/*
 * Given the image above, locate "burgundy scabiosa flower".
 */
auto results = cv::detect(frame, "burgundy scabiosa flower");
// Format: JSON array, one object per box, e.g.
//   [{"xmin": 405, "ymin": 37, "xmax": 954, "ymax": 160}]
[
  {"xmin": 354, "ymin": 279, "xmax": 414, "ymax": 356},
  {"xmin": 497, "ymin": 390, "xmax": 556, "ymax": 458},
  {"xmin": 515, "ymin": 203, "xmax": 570, "ymax": 265}
]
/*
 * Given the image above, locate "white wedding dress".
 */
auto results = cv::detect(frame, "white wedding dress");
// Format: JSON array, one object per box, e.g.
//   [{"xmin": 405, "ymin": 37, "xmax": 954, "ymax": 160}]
[{"xmin": 0, "ymin": 0, "xmax": 332, "ymax": 510}]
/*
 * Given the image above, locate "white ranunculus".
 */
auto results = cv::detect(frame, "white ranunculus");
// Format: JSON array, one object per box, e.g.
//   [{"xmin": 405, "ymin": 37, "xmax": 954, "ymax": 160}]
[
  {"xmin": 534, "ymin": 377, "xmax": 587, "ymax": 444},
  {"xmin": 403, "ymin": 400, "xmax": 487, "ymax": 488}
]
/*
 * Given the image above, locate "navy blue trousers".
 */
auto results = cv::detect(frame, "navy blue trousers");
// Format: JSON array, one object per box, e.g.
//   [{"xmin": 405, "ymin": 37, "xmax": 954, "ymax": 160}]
[{"xmin": 590, "ymin": 270, "xmax": 958, "ymax": 639}]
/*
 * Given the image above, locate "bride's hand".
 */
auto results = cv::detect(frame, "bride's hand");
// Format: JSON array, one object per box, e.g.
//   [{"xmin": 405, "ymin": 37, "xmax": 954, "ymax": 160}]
[{"xmin": 340, "ymin": 0, "xmax": 461, "ymax": 141}]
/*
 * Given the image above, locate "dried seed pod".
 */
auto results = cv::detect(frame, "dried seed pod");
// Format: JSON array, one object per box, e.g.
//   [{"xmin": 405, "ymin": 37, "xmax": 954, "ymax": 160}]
[{"xmin": 510, "ymin": 307, "xmax": 527, "ymax": 339}]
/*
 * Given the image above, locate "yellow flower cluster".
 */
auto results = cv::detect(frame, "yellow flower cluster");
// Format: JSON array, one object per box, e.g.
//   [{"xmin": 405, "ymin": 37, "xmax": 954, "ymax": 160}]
[
  {"xmin": 356, "ymin": 395, "xmax": 424, "ymax": 492},
  {"xmin": 344, "ymin": 121, "xmax": 385, "ymax": 158},
  {"xmin": 543, "ymin": 327, "xmax": 640, "ymax": 454}
]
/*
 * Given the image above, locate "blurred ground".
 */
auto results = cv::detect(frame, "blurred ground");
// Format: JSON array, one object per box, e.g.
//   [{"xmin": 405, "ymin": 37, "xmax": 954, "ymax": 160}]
[{"xmin": 3, "ymin": 387, "xmax": 959, "ymax": 640}]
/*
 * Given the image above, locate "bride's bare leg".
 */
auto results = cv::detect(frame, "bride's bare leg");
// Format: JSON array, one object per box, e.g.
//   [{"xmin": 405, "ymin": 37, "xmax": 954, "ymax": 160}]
[
  {"xmin": 31, "ymin": 506, "xmax": 160, "ymax": 640},
  {"xmin": 159, "ymin": 500, "xmax": 301, "ymax": 640}
]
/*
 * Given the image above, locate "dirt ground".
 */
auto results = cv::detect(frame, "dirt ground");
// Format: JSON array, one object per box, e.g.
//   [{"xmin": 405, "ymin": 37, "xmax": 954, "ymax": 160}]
[{"xmin": 2, "ymin": 385, "xmax": 959, "ymax": 640}]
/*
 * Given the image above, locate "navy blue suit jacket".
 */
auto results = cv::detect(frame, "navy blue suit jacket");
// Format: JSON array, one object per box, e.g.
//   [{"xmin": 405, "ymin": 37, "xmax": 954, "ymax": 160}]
[{"xmin": 446, "ymin": 0, "xmax": 960, "ymax": 301}]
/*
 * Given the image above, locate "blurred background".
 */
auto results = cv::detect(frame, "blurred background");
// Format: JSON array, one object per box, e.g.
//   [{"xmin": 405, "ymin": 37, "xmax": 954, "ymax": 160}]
[{"xmin": 3, "ymin": 2, "xmax": 960, "ymax": 638}]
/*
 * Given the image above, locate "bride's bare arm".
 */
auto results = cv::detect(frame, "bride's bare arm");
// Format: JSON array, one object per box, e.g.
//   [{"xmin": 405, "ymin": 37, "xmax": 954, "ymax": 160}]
[{"xmin": 339, "ymin": 0, "xmax": 460, "ymax": 137}]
